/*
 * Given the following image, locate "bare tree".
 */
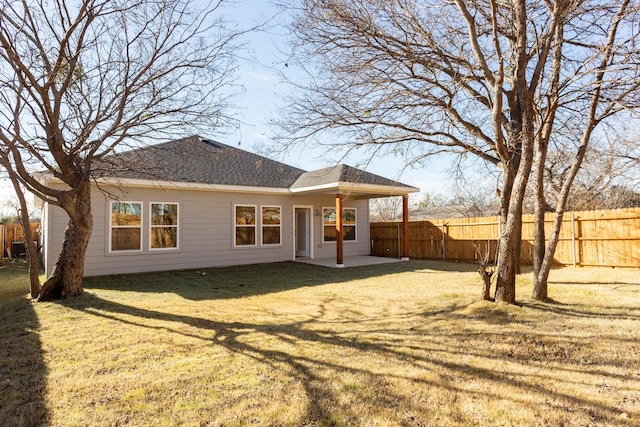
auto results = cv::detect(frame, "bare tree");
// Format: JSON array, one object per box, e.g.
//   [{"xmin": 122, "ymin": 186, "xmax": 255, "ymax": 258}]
[
  {"xmin": 449, "ymin": 179, "xmax": 500, "ymax": 218},
  {"xmin": 616, "ymin": 132, "xmax": 640, "ymax": 178},
  {"xmin": 0, "ymin": 0, "xmax": 243, "ymax": 301},
  {"xmin": 530, "ymin": 1, "xmax": 640, "ymax": 300},
  {"xmin": 370, "ymin": 196, "xmax": 402, "ymax": 222},
  {"xmin": 540, "ymin": 137, "xmax": 640, "ymax": 212},
  {"xmin": 277, "ymin": 0, "xmax": 640, "ymax": 303},
  {"xmin": 277, "ymin": 0, "xmax": 565, "ymax": 303}
]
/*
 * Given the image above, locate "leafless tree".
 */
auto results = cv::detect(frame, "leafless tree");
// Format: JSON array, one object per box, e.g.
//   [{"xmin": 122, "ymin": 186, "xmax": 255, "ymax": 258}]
[
  {"xmin": 0, "ymin": 0, "xmax": 244, "ymax": 301},
  {"xmin": 277, "ymin": 0, "xmax": 640, "ymax": 303},
  {"xmin": 616, "ymin": 132, "xmax": 640, "ymax": 179},
  {"xmin": 530, "ymin": 1, "xmax": 640, "ymax": 300},
  {"xmin": 277, "ymin": 0, "xmax": 549, "ymax": 303},
  {"xmin": 369, "ymin": 196, "xmax": 403, "ymax": 222},
  {"xmin": 539, "ymin": 136, "xmax": 640, "ymax": 212},
  {"xmin": 449, "ymin": 179, "xmax": 500, "ymax": 218}
]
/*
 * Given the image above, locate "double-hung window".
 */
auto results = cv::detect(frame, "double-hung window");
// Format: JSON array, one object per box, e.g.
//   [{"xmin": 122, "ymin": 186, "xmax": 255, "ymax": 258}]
[
  {"xmin": 261, "ymin": 206, "xmax": 281, "ymax": 245},
  {"xmin": 110, "ymin": 201, "xmax": 142, "ymax": 251},
  {"xmin": 342, "ymin": 208, "xmax": 356, "ymax": 241},
  {"xmin": 150, "ymin": 203, "xmax": 179, "ymax": 249},
  {"xmin": 323, "ymin": 207, "xmax": 356, "ymax": 242},
  {"xmin": 235, "ymin": 205, "xmax": 257, "ymax": 246}
]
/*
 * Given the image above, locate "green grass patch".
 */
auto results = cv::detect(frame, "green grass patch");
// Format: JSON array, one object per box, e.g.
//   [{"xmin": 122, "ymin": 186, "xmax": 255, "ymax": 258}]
[
  {"xmin": 0, "ymin": 259, "xmax": 31, "ymax": 303},
  {"xmin": 1, "ymin": 260, "xmax": 639, "ymax": 426}
]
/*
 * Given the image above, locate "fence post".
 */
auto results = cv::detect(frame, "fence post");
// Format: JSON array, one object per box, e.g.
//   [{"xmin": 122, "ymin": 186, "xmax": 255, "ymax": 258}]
[
  {"xmin": 441, "ymin": 223, "xmax": 446, "ymax": 261},
  {"xmin": 571, "ymin": 213, "xmax": 577, "ymax": 267},
  {"xmin": 397, "ymin": 222, "xmax": 400, "ymax": 259},
  {"xmin": 575, "ymin": 215, "xmax": 582, "ymax": 267}
]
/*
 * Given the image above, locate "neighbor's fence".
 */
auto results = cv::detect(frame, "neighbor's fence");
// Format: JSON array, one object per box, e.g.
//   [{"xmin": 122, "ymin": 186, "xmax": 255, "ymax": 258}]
[
  {"xmin": 370, "ymin": 207, "xmax": 640, "ymax": 268},
  {"xmin": 0, "ymin": 223, "xmax": 40, "ymax": 259}
]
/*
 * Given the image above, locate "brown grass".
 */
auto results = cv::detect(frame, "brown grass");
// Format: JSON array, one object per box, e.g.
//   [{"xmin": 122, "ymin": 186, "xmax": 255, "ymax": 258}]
[
  {"xmin": 1, "ymin": 260, "xmax": 639, "ymax": 426},
  {"xmin": 0, "ymin": 259, "xmax": 35, "ymax": 303}
]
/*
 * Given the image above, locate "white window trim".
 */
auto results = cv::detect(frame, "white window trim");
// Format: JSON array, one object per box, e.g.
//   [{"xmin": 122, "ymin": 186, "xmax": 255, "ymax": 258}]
[
  {"xmin": 322, "ymin": 206, "xmax": 357, "ymax": 243},
  {"xmin": 149, "ymin": 202, "xmax": 180, "ymax": 251},
  {"xmin": 233, "ymin": 204, "xmax": 258, "ymax": 247},
  {"xmin": 261, "ymin": 205, "xmax": 282, "ymax": 246},
  {"xmin": 109, "ymin": 200, "xmax": 143, "ymax": 253}
]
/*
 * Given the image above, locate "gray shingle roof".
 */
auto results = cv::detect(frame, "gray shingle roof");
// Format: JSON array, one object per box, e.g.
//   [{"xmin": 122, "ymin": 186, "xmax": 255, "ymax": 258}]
[
  {"xmin": 96, "ymin": 135, "xmax": 305, "ymax": 188},
  {"xmin": 95, "ymin": 135, "xmax": 415, "ymax": 193},
  {"xmin": 291, "ymin": 164, "xmax": 411, "ymax": 189}
]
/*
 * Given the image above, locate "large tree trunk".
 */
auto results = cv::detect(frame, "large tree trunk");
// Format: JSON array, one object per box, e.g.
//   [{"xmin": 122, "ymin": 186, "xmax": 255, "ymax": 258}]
[
  {"xmin": 494, "ymin": 162, "xmax": 519, "ymax": 304},
  {"xmin": 494, "ymin": 220, "xmax": 518, "ymax": 303},
  {"xmin": 532, "ymin": 147, "xmax": 549, "ymax": 300},
  {"xmin": 533, "ymin": 211, "xmax": 564, "ymax": 300},
  {"xmin": 494, "ymin": 0, "xmax": 536, "ymax": 304},
  {"xmin": 37, "ymin": 182, "xmax": 93, "ymax": 302},
  {"xmin": 495, "ymin": 167, "xmax": 531, "ymax": 303},
  {"xmin": 513, "ymin": 212, "xmax": 522, "ymax": 276}
]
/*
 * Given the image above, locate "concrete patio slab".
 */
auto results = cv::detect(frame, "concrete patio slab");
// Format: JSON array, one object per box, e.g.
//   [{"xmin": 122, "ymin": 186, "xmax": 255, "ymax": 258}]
[{"xmin": 295, "ymin": 255, "xmax": 405, "ymax": 268}]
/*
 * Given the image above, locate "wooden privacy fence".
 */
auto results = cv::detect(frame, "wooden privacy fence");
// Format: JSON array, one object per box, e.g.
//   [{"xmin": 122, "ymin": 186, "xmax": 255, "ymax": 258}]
[
  {"xmin": 0, "ymin": 223, "xmax": 40, "ymax": 259},
  {"xmin": 370, "ymin": 207, "xmax": 640, "ymax": 268}
]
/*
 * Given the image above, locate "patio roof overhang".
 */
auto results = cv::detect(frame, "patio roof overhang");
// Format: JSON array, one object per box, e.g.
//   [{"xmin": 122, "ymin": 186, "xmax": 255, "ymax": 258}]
[{"xmin": 290, "ymin": 181, "xmax": 420, "ymax": 199}]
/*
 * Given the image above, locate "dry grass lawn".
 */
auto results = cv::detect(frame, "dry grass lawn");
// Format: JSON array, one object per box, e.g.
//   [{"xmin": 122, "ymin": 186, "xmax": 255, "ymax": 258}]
[{"xmin": 1, "ymin": 259, "xmax": 639, "ymax": 426}]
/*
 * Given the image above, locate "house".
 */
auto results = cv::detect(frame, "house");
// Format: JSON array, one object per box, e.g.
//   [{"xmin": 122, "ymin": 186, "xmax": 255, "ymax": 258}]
[{"xmin": 39, "ymin": 135, "xmax": 418, "ymax": 277}]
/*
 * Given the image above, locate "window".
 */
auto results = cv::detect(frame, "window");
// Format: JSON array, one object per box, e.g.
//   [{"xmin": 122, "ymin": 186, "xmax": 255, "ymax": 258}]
[
  {"xmin": 323, "ymin": 207, "xmax": 356, "ymax": 242},
  {"xmin": 235, "ymin": 205, "xmax": 256, "ymax": 246},
  {"xmin": 110, "ymin": 201, "xmax": 142, "ymax": 251},
  {"xmin": 150, "ymin": 203, "xmax": 178, "ymax": 249},
  {"xmin": 343, "ymin": 208, "xmax": 356, "ymax": 241},
  {"xmin": 262, "ymin": 206, "xmax": 281, "ymax": 245}
]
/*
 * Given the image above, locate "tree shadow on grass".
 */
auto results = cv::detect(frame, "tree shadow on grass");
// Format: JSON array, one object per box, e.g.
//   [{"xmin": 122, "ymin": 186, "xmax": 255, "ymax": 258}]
[
  {"xmin": 59, "ymin": 292, "xmax": 639, "ymax": 426},
  {"xmin": 0, "ymin": 299, "xmax": 49, "ymax": 427},
  {"xmin": 521, "ymin": 298, "xmax": 640, "ymax": 321},
  {"xmin": 84, "ymin": 260, "xmax": 479, "ymax": 301}
]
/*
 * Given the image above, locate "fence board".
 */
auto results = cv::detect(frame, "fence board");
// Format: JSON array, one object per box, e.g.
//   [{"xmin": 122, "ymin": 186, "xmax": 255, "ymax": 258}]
[
  {"xmin": 0, "ymin": 223, "xmax": 40, "ymax": 258},
  {"xmin": 370, "ymin": 207, "xmax": 640, "ymax": 268}
]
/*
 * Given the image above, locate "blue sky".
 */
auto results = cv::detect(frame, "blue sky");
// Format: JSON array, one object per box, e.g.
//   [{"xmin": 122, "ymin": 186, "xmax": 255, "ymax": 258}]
[
  {"xmin": 224, "ymin": 1, "xmax": 453, "ymax": 190},
  {"xmin": 0, "ymin": 0, "xmax": 454, "ymax": 215}
]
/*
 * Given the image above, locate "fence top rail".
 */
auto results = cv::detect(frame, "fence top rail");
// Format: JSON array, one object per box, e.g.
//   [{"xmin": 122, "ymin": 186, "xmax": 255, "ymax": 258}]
[{"xmin": 371, "ymin": 207, "xmax": 640, "ymax": 226}]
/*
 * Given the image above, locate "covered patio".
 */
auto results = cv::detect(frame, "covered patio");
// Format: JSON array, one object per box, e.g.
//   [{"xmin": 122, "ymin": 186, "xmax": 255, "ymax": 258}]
[{"xmin": 290, "ymin": 164, "xmax": 419, "ymax": 268}]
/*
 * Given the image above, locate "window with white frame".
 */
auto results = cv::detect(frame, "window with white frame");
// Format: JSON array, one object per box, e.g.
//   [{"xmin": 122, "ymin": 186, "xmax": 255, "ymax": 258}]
[
  {"xmin": 110, "ymin": 201, "xmax": 142, "ymax": 251},
  {"xmin": 150, "ymin": 203, "xmax": 179, "ymax": 249},
  {"xmin": 235, "ymin": 205, "xmax": 256, "ymax": 246},
  {"xmin": 343, "ymin": 207, "xmax": 356, "ymax": 241},
  {"xmin": 323, "ymin": 207, "xmax": 356, "ymax": 242},
  {"xmin": 261, "ymin": 206, "xmax": 281, "ymax": 245}
]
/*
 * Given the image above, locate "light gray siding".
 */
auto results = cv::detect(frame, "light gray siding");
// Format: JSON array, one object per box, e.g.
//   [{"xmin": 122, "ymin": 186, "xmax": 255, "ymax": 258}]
[
  {"xmin": 294, "ymin": 194, "xmax": 370, "ymax": 260},
  {"xmin": 43, "ymin": 199, "xmax": 72, "ymax": 278},
  {"xmin": 44, "ymin": 185, "xmax": 371, "ymax": 277}
]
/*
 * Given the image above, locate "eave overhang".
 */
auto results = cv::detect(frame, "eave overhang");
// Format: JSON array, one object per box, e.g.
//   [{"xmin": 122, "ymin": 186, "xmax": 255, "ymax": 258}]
[
  {"xmin": 36, "ymin": 174, "xmax": 419, "ymax": 199},
  {"xmin": 290, "ymin": 181, "xmax": 420, "ymax": 199}
]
